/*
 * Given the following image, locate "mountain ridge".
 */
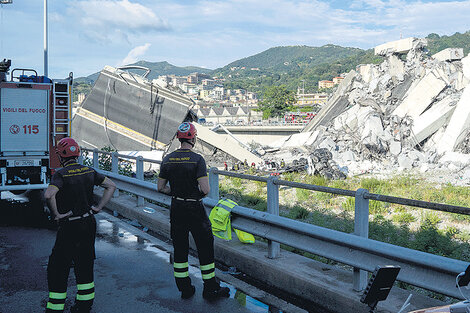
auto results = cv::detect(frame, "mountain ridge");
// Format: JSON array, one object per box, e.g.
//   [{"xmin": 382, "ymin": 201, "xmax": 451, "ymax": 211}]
[{"xmin": 74, "ymin": 31, "xmax": 470, "ymax": 95}]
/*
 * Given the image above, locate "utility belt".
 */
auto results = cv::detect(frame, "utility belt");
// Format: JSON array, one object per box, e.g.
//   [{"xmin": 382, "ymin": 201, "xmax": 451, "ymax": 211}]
[
  {"xmin": 65, "ymin": 209, "xmax": 95, "ymax": 222},
  {"xmin": 172, "ymin": 196, "xmax": 201, "ymax": 202}
]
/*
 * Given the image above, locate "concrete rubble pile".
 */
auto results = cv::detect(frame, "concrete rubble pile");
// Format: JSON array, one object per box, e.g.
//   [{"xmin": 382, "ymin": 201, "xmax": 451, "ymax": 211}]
[{"xmin": 266, "ymin": 38, "xmax": 470, "ymax": 181}]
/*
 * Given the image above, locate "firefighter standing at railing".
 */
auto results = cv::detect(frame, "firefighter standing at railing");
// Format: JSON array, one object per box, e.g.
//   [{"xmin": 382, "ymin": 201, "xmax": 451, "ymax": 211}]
[
  {"xmin": 157, "ymin": 122, "xmax": 230, "ymax": 300},
  {"xmin": 43, "ymin": 137, "xmax": 116, "ymax": 313}
]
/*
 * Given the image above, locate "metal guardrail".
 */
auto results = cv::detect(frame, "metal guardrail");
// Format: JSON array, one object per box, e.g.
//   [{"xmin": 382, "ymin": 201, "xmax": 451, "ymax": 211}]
[
  {"xmin": 80, "ymin": 148, "xmax": 161, "ymax": 206},
  {"xmin": 81, "ymin": 148, "xmax": 470, "ymax": 299},
  {"xmin": 0, "ymin": 184, "xmax": 49, "ymax": 191},
  {"xmin": 80, "ymin": 148, "xmax": 162, "ymax": 165}
]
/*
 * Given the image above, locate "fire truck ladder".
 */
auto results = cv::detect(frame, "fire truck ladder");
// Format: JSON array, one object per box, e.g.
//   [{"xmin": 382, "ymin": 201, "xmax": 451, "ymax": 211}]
[{"xmin": 52, "ymin": 79, "xmax": 72, "ymax": 146}]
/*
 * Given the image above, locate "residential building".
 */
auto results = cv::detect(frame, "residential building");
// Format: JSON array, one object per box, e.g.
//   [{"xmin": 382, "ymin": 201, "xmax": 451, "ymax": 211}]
[
  {"xmin": 202, "ymin": 79, "xmax": 216, "ymax": 88},
  {"xmin": 187, "ymin": 73, "xmax": 198, "ymax": 84},
  {"xmin": 333, "ymin": 77, "xmax": 344, "ymax": 85},
  {"xmin": 296, "ymin": 90, "xmax": 328, "ymax": 106},
  {"xmin": 181, "ymin": 83, "xmax": 198, "ymax": 95},
  {"xmin": 210, "ymin": 86, "xmax": 224, "ymax": 101},
  {"xmin": 171, "ymin": 76, "xmax": 187, "ymax": 87},
  {"xmin": 318, "ymin": 80, "xmax": 334, "ymax": 89},
  {"xmin": 199, "ymin": 89, "xmax": 211, "ymax": 101}
]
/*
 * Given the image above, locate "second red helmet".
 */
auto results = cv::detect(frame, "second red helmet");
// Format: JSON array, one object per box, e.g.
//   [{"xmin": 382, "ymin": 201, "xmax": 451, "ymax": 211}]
[
  {"xmin": 176, "ymin": 122, "xmax": 197, "ymax": 140},
  {"xmin": 56, "ymin": 137, "xmax": 80, "ymax": 157}
]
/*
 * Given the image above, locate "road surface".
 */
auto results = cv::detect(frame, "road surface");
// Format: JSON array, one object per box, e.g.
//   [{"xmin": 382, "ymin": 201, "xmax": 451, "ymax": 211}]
[{"xmin": 0, "ymin": 196, "xmax": 281, "ymax": 313}]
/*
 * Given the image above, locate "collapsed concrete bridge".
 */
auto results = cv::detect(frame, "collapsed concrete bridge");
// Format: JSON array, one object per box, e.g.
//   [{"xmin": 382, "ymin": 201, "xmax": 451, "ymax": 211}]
[
  {"xmin": 72, "ymin": 65, "xmax": 262, "ymax": 166},
  {"xmin": 270, "ymin": 37, "xmax": 470, "ymax": 179}
]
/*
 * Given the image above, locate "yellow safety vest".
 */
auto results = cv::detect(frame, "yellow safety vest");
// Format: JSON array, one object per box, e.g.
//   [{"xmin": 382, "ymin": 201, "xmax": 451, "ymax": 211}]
[
  {"xmin": 209, "ymin": 199, "xmax": 255, "ymax": 244},
  {"xmin": 209, "ymin": 199, "xmax": 233, "ymax": 240}
]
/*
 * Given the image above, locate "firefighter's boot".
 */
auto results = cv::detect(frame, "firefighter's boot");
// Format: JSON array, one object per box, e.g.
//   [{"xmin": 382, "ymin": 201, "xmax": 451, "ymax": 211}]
[
  {"xmin": 202, "ymin": 282, "xmax": 230, "ymax": 300},
  {"xmin": 180, "ymin": 285, "xmax": 196, "ymax": 299},
  {"xmin": 70, "ymin": 304, "xmax": 91, "ymax": 313}
]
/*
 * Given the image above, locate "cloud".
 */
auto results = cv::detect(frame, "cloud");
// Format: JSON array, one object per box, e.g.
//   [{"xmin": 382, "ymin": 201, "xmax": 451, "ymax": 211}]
[
  {"xmin": 69, "ymin": 0, "xmax": 170, "ymax": 41},
  {"xmin": 350, "ymin": 0, "xmax": 386, "ymax": 9},
  {"xmin": 35, "ymin": 0, "xmax": 470, "ymax": 77},
  {"xmin": 119, "ymin": 43, "xmax": 151, "ymax": 65}
]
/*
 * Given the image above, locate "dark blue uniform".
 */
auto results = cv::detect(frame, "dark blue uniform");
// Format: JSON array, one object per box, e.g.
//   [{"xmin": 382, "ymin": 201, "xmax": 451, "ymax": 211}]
[
  {"xmin": 46, "ymin": 163, "xmax": 105, "ymax": 313},
  {"xmin": 159, "ymin": 149, "xmax": 218, "ymax": 293}
]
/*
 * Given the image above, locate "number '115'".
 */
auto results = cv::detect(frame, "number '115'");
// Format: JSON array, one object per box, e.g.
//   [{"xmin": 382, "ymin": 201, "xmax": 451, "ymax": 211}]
[{"xmin": 23, "ymin": 125, "xmax": 39, "ymax": 134}]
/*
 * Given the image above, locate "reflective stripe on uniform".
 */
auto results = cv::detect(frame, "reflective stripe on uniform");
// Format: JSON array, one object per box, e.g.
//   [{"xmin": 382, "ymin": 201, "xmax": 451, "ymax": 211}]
[
  {"xmin": 174, "ymin": 262, "xmax": 189, "ymax": 278},
  {"xmin": 200, "ymin": 263, "xmax": 214, "ymax": 271},
  {"xmin": 173, "ymin": 262, "xmax": 188, "ymax": 269},
  {"xmin": 77, "ymin": 282, "xmax": 94, "ymax": 290},
  {"xmin": 76, "ymin": 292, "xmax": 95, "ymax": 301},
  {"xmin": 46, "ymin": 302, "xmax": 65, "ymax": 311},
  {"xmin": 201, "ymin": 272, "xmax": 215, "ymax": 280},
  {"xmin": 76, "ymin": 281, "xmax": 95, "ymax": 302},
  {"xmin": 174, "ymin": 271, "xmax": 189, "ymax": 278},
  {"xmin": 216, "ymin": 199, "xmax": 237, "ymax": 212},
  {"xmin": 49, "ymin": 291, "xmax": 67, "ymax": 299},
  {"xmin": 200, "ymin": 262, "xmax": 215, "ymax": 280}
]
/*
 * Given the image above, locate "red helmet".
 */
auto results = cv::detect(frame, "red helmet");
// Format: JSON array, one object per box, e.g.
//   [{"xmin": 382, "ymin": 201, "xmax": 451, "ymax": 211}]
[
  {"xmin": 176, "ymin": 122, "xmax": 197, "ymax": 140},
  {"xmin": 56, "ymin": 137, "xmax": 80, "ymax": 157}
]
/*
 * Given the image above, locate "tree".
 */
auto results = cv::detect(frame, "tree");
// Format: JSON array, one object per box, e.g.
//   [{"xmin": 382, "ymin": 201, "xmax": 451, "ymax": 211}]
[{"xmin": 258, "ymin": 85, "xmax": 296, "ymax": 118}]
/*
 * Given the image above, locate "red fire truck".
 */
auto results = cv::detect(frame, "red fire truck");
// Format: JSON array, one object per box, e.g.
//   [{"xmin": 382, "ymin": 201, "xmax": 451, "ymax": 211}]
[{"xmin": 0, "ymin": 59, "xmax": 72, "ymax": 194}]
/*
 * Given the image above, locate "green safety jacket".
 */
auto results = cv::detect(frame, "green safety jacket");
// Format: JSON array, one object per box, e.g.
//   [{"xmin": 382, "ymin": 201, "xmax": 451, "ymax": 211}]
[{"xmin": 209, "ymin": 198, "xmax": 255, "ymax": 243}]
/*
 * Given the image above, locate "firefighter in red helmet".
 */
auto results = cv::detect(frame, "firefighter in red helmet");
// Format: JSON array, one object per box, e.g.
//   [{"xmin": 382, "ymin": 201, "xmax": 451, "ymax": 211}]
[
  {"xmin": 157, "ymin": 122, "xmax": 230, "ymax": 300},
  {"xmin": 44, "ymin": 137, "xmax": 116, "ymax": 313}
]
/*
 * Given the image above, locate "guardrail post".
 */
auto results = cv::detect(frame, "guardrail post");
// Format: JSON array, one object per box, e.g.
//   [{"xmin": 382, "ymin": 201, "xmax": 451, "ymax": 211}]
[
  {"xmin": 136, "ymin": 156, "xmax": 144, "ymax": 206},
  {"xmin": 353, "ymin": 188, "xmax": 369, "ymax": 291},
  {"xmin": 92, "ymin": 149, "xmax": 99, "ymax": 169},
  {"xmin": 208, "ymin": 167, "xmax": 219, "ymax": 200},
  {"xmin": 111, "ymin": 152, "xmax": 119, "ymax": 198},
  {"xmin": 267, "ymin": 176, "xmax": 280, "ymax": 259}
]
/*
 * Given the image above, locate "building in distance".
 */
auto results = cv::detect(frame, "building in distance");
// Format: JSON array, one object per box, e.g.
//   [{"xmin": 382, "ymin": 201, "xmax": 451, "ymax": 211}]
[
  {"xmin": 319, "ymin": 74, "xmax": 346, "ymax": 89},
  {"xmin": 318, "ymin": 80, "xmax": 335, "ymax": 89},
  {"xmin": 333, "ymin": 76, "xmax": 344, "ymax": 84},
  {"xmin": 295, "ymin": 89, "xmax": 328, "ymax": 106}
]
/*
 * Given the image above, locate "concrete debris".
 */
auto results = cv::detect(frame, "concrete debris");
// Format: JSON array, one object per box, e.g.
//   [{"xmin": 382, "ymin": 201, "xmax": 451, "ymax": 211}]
[
  {"xmin": 374, "ymin": 37, "xmax": 428, "ymax": 56},
  {"xmin": 303, "ymin": 70, "xmax": 356, "ymax": 133},
  {"xmin": 437, "ymin": 85, "xmax": 470, "ymax": 154},
  {"xmin": 397, "ymin": 154, "xmax": 413, "ymax": 169},
  {"xmin": 389, "ymin": 141, "xmax": 402, "ymax": 156},
  {"xmin": 463, "ymin": 55, "xmax": 470, "ymax": 79},
  {"xmin": 387, "ymin": 55, "xmax": 405, "ymax": 80},
  {"xmin": 393, "ymin": 68, "xmax": 447, "ymax": 119},
  {"xmin": 410, "ymin": 94, "xmax": 457, "ymax": 146},
  {"xmin": 432, "ymin": 48, "xmax": 464, "ymax": 62},
  {"xmin": 263, "ymin": 38, "xmax": 470, "ymax": 181}
]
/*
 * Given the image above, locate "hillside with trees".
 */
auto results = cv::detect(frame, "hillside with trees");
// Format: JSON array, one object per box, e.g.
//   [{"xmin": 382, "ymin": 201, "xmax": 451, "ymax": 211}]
[
  {"xmin": 222, "ymin": 48, "xmax": 383, "ymax": 95},
  {"xmin": 75, "ymin": 61, "xmax": 211, "ymax": 84},
  {"xmin": 74, "ymin": 30, "xmax": 470, "ymax": 105},
  {"xmin": 216, "ymin": 45, "xmax": 363, "ymax": 74},
  {"xmin": 426, "ymin": 31, "xmax": 470, "ymax": 56}
]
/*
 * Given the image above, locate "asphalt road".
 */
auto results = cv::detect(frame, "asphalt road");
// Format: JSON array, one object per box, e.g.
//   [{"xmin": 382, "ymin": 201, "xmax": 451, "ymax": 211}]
[{"xmin": 0, "ymin": 196, "xmax": 269, "ymax": 313}]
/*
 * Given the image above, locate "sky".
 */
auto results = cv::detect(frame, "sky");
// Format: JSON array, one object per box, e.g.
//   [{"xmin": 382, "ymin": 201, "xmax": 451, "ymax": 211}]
[{"xmin": 1, "ymin": 0, "xmax": 470, "ymax": 78}]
